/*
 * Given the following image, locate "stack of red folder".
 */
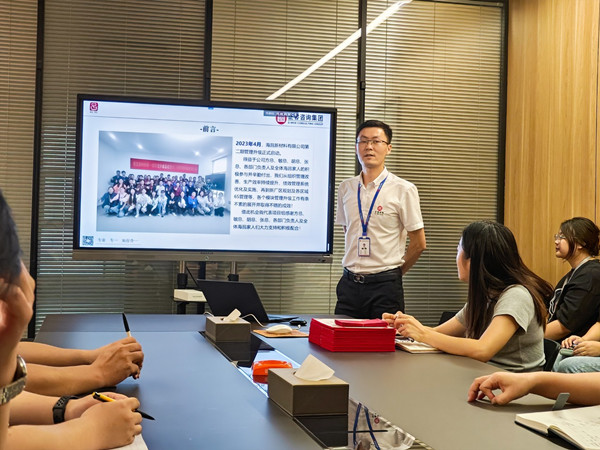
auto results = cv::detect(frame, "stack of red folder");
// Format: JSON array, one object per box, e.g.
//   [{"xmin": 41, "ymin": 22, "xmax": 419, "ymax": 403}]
[{"xmin": 309, "ymin": 318, "xmax": 396, "ymax": 352}]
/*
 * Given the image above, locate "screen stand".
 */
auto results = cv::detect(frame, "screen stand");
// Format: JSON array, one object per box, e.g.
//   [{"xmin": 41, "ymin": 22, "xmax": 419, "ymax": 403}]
[
  {"xmin": 227, "ymin": 261, "xmax": 239, "ymax": 282},
  {"xmin": 175, "ymin": 261, "xmax": 188, "ymax": 314},
  {"xmin": 196, "ymin": 262, "xmax": 206, "ymax": 314}
]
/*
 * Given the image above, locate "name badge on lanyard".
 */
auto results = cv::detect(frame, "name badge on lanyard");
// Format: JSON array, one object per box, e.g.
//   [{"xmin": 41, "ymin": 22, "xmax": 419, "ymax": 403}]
[{"xmin": 357, "ymin": 176, "xmax": 387, "ymax": 257}]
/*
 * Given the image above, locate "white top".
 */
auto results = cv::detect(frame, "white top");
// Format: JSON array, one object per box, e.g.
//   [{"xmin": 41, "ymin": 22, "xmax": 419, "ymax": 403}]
[
  {"xmin": 198, "ymin": 196, "xmax": 211, "ymax": 207},
  {"xmin": 335, "ymin": 167, "xmax": 424, "ymax": 274}
]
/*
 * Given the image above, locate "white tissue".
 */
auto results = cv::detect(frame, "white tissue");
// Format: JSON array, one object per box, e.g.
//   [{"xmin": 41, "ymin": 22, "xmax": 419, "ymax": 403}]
[
  {"xmin": 294, "ymin": 354, "xmax": 335, "ymax": 381},
  {"xmin": 223, "ymin": 308, "xmax": 241, "ymax": 323}
]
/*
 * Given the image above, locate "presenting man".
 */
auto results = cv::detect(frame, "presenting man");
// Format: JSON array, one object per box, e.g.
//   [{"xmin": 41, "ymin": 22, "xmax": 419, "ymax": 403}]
[{"xmin": 335, "ymin": 120, "xmax": 426, "ymax": 318}]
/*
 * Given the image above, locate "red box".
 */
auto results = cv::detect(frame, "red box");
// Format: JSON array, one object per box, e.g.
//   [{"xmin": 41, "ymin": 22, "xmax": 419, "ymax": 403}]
[{"xmin": 309, "ymin": 318, "xmax": 396, "ymax": 352}]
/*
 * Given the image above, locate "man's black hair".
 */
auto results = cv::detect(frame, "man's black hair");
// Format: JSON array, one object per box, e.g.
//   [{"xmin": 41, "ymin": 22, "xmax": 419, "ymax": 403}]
[{"xmin": 356, "ymin": 120, "xmax": 393, "ymax": 143}]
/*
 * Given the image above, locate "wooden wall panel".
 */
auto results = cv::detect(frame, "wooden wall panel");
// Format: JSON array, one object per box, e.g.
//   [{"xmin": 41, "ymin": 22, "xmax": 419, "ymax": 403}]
[{"xmin": 505, "ymin": 0, "xmax": 599, "ymax": 286}]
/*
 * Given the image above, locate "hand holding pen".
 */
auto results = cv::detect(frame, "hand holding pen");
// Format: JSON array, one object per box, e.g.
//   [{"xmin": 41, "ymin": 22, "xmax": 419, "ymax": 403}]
[
  {"xmin": 122, "ymin": 313, "xmax": 132, "ymax": 338},
  {"xmin": 121, "ymin": 313, "xmax": 143, "ymax": 378},
  {"xmin": 89, "ymin": 316, "xmax": 144, "ymax": 384},
  {"xmin": 93, "ymin": 391, "xmax": 155, "ymax": 420},
  {"xmin": 80, "ymin": 393, "xmax": 144, "ymax": 449}
]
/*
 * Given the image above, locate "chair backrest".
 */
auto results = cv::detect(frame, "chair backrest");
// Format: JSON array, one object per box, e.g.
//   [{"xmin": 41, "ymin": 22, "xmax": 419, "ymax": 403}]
[
  {"xmin": 543, "ymin": 338, "xmax": 560, "ymax": 371},
  {"xmin": 438, "ymin": 311, "xmax": 458, "ymax": 326}
]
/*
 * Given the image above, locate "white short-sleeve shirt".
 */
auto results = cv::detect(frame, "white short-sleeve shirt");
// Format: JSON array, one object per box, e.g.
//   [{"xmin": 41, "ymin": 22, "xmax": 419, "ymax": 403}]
[{"xmin": 335, "ymin": 168, "xmax": 424, "ymax": 274}]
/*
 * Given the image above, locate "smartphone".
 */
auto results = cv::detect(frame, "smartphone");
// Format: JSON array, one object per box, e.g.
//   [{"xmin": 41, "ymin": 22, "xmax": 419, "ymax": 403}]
[{"xmin": 559, "ymin": 348, "xmax": 574, "ymax": 357}]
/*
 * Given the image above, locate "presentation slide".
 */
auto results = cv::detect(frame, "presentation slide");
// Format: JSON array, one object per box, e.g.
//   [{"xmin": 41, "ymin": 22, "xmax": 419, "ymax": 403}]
[{"xmin": 75, "ymin": 97, "xmax": 335, "ymax": 256}]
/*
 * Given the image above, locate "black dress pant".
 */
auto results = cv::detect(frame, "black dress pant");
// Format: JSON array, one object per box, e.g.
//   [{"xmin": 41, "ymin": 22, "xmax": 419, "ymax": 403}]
[{"xmin": 335, "ymin": 273, "xmax": 404, "ymax": 319}]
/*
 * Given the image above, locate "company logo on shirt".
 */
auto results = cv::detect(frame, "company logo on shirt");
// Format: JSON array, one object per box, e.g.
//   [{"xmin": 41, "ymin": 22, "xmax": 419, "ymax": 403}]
[{"xmin": 375, "ymin": 205, "xmax": 384, "ymax": 215}]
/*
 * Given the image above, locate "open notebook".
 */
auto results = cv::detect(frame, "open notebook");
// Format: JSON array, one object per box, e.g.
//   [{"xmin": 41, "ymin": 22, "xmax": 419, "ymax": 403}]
[
  {"xmin": 395, "ymin": 338, "xmax": 442, "ymax": 354},
  {"xmin": 516, "ymin": 405, "xmax": 600, "ymax": 450}
]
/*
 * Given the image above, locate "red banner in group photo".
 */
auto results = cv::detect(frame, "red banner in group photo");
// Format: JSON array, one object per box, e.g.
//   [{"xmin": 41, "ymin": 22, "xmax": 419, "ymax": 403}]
[{"xmin": 130, "ymin": 158, "xmax": 199, "ymax": 174}]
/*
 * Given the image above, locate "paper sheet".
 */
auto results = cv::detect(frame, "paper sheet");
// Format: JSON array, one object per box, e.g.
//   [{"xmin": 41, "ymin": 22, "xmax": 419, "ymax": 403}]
[{"xmin": 116, "ymin": 434, "xmax": 148, "ymax": 450}]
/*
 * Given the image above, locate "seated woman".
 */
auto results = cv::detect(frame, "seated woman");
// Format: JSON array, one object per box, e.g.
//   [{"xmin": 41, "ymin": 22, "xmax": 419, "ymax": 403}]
[
  {"xmin": 545, "ymin": 217, "xmax": 600, "ymax": 341},
  {"xmin": 384, "ymin": 221, "xmax": 553, "ymax": 372},
  {"xmin": 552, "ymin": 318, "xmax": 600, "ymax": 373}
]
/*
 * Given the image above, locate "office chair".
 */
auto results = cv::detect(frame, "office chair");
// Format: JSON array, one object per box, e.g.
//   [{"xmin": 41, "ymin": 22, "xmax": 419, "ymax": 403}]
[
  {"xmin": 543, "ymin": 338, "xmax": 560, "ymax": 372},
  {"xmin": 438, "ymin": 311, "xmax": 458, "ymax": 326}
]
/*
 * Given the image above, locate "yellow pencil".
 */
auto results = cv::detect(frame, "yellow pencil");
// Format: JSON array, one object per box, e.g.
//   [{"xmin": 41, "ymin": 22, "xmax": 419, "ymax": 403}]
[{"xmin": 93, "ymin": 392, "xmax": 154, "ymax": 420}]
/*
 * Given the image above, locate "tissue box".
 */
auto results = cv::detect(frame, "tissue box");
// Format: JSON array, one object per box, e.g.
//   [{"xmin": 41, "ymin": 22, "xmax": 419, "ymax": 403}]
[
  {"xmin": 268, "ymin": 368, "xmax": 349, "ymax": 416},
  {"xmin": 205, "ymin": 316, "xmax": 251, "ymax": 342}
]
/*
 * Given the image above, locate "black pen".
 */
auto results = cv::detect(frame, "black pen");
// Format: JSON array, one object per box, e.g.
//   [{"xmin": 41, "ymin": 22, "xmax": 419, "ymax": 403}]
[
  {"xmin": 122, "ymin": 313, "xmax": 132, "ymax": 337},
  {"xmin": 93, "ymin": 392, "xmax": 155, "ymax": 420}
]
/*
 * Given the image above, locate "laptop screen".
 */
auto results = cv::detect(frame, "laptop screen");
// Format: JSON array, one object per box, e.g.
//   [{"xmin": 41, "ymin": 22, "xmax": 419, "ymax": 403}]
[{"xmin": 197, "ymin": 280, "xmax": 269, "ymax": 323}]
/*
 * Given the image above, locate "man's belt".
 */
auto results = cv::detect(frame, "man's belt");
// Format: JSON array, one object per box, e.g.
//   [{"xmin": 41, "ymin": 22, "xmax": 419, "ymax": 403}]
[{"xmin": 343, "ymin": 267, "xmax": 401, "ymax": 284}]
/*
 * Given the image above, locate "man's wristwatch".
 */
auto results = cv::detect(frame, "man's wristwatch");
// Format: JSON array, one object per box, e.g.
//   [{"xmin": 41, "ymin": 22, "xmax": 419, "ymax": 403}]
[{"xmin": 0, "ymin": 355, "xmax": 27, "ymax": 405}]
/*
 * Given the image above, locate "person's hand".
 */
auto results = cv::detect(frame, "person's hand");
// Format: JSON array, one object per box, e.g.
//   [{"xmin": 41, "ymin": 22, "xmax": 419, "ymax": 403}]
[
  {"xmin": 79, "ymin": 397, "xmax": 142, "ymax": 448},
  {"xmin": 65, "ymin": 392, "xmax": 127, "ymax": 421},
  {"xmin": 573, "ymin": 340, "xmax": 600, "ymax": 357},
  {"xmin": 90, "ymin": 337, "xmax": 144, "ymax": 385},
  {"xmin": 0, "ymin": 261, "xmax": 34, "ymax": 382},
  {"xmin": 382, "ymin": 311, "xmax": 402, "ymax": 327},
  {"xmin": 467, "ymin": 372, "xmax": 533, "ymax": 405},
  {"xmin": 393, "ymin": 313, "xmax": 428, "ymax": 342},
  {"xmin": 561, "ymin": 335, "xmax": 581, "ymax": 348}
]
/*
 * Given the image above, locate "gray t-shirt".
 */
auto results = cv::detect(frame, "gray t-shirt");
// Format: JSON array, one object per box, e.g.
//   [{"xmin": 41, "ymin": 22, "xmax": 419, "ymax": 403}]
[{"xmin": 455, "ymin": 285, "xmax": 544, "ymax": 372}]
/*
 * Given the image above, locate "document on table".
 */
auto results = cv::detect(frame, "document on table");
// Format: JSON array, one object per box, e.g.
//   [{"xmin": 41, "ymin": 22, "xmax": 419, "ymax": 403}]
[
  {"xmin": 516, "ymin": 405, "xmax": 600, "ymax": 450},
  {"xmin": 395, "ymin": 338, "xmax": 442, "ymax": 354},
  {"xmin": 116, "ymin": 434, "xmax": 148, "ymax": 450}
]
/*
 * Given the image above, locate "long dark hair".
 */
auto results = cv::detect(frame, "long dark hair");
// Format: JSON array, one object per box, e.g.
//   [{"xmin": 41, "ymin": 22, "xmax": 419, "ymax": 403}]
[
  {"xmin": 461, "ymin": 221, "xmax": 552, "ymax": 339},
  {"xmin": 0, "ymin": 189, "xmax": 22, "ymax": 287}
]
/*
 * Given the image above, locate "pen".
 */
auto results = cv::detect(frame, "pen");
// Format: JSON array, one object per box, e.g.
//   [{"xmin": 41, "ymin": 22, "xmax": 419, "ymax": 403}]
[
  {"xmin": 122, "ymin": 313, "xmax": 132, "ymax": 337},
  {"xmin": 93, "ymin": 392, "xmax": 155, "ymax": 420}
]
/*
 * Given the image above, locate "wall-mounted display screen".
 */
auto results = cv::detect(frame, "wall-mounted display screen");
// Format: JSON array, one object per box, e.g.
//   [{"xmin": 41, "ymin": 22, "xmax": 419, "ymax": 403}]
[{"xmin": 74, "ymin": 94, "xmax": 336, "ymax": 262}]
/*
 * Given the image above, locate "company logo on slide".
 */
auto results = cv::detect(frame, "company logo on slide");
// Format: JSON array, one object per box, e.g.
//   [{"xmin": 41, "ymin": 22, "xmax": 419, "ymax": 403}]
[
  {"xmin": 275, "ymin": 112, "xmax": 287, "ymax": 124},
  {"xmin": 90, "ymin": 102, "xmax": 98, "ymax": 112}
]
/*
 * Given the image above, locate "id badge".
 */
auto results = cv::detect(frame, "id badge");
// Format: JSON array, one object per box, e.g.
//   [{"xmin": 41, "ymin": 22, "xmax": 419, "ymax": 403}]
[{"xmin": 358, "ymin": 236, "xmax": 371, "ymax": 257}]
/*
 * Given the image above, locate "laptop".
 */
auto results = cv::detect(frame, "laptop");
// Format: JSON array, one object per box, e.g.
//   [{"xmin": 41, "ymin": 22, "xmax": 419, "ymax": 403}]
[{"xmin": 197, "ymin": 280, "xmax": 297, "ymax": 323}]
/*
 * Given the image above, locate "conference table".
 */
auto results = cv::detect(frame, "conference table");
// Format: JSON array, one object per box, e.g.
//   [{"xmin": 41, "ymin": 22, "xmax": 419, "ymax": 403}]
[{"xmin": 37, "ymin": 314, "xmax": 573, "ymax": 450}]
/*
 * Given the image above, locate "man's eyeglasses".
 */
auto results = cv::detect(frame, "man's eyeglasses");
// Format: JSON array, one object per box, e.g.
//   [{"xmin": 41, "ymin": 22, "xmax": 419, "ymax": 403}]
[
  {"xmin": 356, "ymin": 139, "xmax": 389, "ymax": 147},
  {"xmin": 554, "ymin": 234, "xmax": 566, "ymax": 241}
]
